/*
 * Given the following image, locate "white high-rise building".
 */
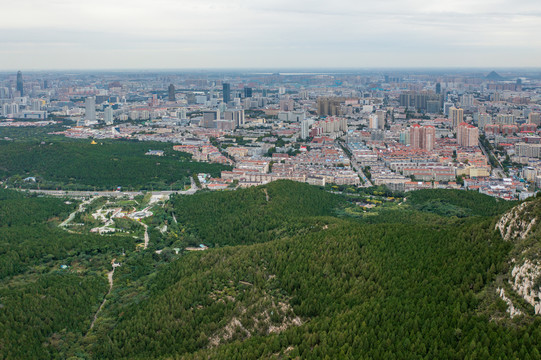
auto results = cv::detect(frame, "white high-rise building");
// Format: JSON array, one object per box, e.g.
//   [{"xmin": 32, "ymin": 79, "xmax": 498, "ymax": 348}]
[
  {"xmin": 104, "ymin": 107, "xmax": 114, "ymax": 125},
  {"xmin": 369, "ymin": 114, "xmax": 379, "ymax": 130},
  {"xmin": 301, "ymin": 119, "xmax": 315, "ymax": 139},
  {"xmin": 2, "ymin": 103, "xmax": 18, "ymax": 116},
  {"xmin": 85, "ymin": 97, "xmax": 96, "ymax": 123}
]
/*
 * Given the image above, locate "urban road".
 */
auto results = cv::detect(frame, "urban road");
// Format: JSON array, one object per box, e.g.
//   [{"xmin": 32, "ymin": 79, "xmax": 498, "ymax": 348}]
[{"xmin": 18, "ymin": 177, "xmax": 200, "ymax": 198}]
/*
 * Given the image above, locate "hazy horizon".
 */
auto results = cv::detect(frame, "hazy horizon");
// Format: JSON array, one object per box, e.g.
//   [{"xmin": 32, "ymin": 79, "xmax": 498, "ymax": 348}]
[{"xmin": 2, "ymin": 0, "xmax": 540, "ymax": 70}]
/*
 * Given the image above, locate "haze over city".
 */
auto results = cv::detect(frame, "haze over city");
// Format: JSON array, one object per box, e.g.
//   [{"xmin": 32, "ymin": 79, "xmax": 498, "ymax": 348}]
[{"xmin": 2, "ymin": 0, "xmax": 541, "ymax": 70}]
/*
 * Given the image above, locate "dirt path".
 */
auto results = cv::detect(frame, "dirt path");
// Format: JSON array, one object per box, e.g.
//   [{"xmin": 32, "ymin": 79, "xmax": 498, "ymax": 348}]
[
  {"xmin": 142, "ymin": 223, "xmax": 149, "ymax": 249},
  {"xmin": 60, "ymin": 197, "xmax": 97, "ymax": 228},
  {"xmin": 263, "ymin": 188, "xmax": 270, "ymax": 202},
  {"xmin": 89, "ymin": 260, "xmax": 120, "ymax": 331}
]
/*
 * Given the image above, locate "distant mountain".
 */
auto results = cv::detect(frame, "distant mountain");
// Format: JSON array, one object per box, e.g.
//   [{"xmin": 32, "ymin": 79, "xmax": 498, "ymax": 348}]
[{"xmin": 486, "ymin": 70, "xmax": 504, "ymax": 81}]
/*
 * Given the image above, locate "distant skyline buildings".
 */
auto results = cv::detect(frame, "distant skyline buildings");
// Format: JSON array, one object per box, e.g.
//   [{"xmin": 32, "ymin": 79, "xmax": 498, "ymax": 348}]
[
  {"xmin": 222, "ymin": 83, "xmax": 230, "ymax": 104},
  {"xmin": 168, "ymin": 84, "xmax": 175, "ymax": 102},
  {"xmin": 16, "ymin": 71, "xmax": 23, "ymax": 96}
]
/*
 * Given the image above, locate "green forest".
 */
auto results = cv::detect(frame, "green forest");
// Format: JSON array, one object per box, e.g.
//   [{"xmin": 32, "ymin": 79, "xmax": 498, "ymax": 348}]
[
  {"xmin": 2, "ymin": 181, "xmax": 541, "ymax": 359},
  {"xmin": 0, "ymin": 140, "xmax": 230, "ymax": 190}
]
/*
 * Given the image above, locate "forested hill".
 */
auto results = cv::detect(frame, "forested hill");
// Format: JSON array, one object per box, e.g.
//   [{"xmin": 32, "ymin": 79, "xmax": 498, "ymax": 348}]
[
  {"xmin": 85, "ymin": 182, "xmax": 541, "ymax": 359},
  {"xmin": 3, "ymin": 181, "xmax": 541, "ymax": 359},
  {"xmin": 0, "ymin": 140, "xmax": 230, "ymax": 190}
]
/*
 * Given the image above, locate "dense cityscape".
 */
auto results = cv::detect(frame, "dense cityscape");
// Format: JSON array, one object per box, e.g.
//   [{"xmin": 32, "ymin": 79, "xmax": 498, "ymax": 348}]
[{"xmin": 2, "ymin": 69, "xmax": 541, "ymax": 199}]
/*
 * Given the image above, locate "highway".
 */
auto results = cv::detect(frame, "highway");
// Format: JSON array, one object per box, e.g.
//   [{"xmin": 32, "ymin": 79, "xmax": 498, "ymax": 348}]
[{"xmin": 18, "ymin": 177, "xmax": 200, "ymax": 198}]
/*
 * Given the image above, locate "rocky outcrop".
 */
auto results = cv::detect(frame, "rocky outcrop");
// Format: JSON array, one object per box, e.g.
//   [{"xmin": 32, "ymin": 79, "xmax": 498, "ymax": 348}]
[
  {"xmin": 497, "ymin": 287, "xmax": 523, "ymax": 318},
  {"xmin": 494, "ymin": 200, "xmax": 541, "ymax": 318},
  {"xmin": 510, "ymin": 260, "xmax": 541, "ymax": 315},
  {"xmin": 495, "ymin": 202, "xmax": 537, "ymax": 241}
]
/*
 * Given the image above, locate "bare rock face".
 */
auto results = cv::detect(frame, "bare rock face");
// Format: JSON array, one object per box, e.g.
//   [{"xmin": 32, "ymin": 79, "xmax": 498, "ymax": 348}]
[
  {"xmin": 494, "ymin": 200, "xmax": 541, "ymax": 317},
  {"xmin": 495, "ymin": 202, "xmax": 537, "ymax": 241},
  {"xmin": 497, "ymin": 287, "xmax": 523, "ymax": 318},
  {"xmin": 510, "ymin": 260, "xmax": 541, "ymax": 315}
]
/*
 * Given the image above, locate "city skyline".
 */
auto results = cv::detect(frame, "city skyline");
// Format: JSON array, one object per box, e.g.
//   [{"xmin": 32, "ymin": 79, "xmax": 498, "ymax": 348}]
[{"xmin": 2, "ymin": 0, "xmax": 540, "ymax": 70}]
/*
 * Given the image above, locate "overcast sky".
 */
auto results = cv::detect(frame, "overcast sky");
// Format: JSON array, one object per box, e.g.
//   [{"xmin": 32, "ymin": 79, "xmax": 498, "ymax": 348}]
[{"xmin": 1, "ymin": 0, "xmax": 540, "ymax": 70}]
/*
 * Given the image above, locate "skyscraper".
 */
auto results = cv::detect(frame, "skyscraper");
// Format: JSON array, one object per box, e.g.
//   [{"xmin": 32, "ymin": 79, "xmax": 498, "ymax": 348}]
[
  {"xmin": 222, "ymin": 83, "xmax": 231, "ymax": 103},
  {"xmin": 244, "ymin": 87, "xmax": 252, "ymax": 98},
  {"xmin": 168, "ymin": 84, "xmax": 176, "ymax": 102},
  {"xmin": 16, "ymin": 71, "xmax": 23, "ymax": 96},
  {"xmin": 85, "ymin": 97, "xmax": 96, "ymax": 123},
  {"xmin": 449, "ymin": 107, "xmax": 464, "ymax": 129}
]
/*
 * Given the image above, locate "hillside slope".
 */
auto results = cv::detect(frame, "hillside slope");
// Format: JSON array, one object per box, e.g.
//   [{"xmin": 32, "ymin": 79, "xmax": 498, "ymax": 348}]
[{"xmin": 86, "ymin": 182, "xmax": 541, "ymax": 359}]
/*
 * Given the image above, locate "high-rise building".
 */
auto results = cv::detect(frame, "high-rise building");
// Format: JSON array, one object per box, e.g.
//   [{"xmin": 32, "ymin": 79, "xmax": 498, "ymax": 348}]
[
  {"xmin": 300, "ymin": 119, "xmax": 314, "ymax": 140},
  {"xmin": 104, "ymin": 107, "xmax": 114, "ymax": 125},
  {"xmin": 280, "ymin": 97, "xmax": 295, "ymax": 112},
  {"xmin": 244, "ymin": 87, "xmax": 252, "ymax": 98},
  {"xmin": 369, "ymin": 114, "xmax": 379, "ymax": 130},
  {"xmin": 409, "ymin": 124, "xmax": 435, "ymax": 151},
  {"xmin": 179, "ymin": 108, "xmax": 187, "ymax": 120},
  {"xmin": 460, "ymin": 94, "xmax": 474, "ymax": 107},
  {"xmin": 528, "ymin": 112, "xmax": 540, "ymax": 126},
  {"xmin": 376, "ymin": 110, "xmax": 386, "ymax": 129},
  {"xmin": 202, "ymin": 110, "xmax": 220, "ymax": 128},
  {"xmin": 16, "ymin": 71, "xmax": 23, "ymax": 96},
  {"xmin": 423, "ymin": 126, "xmax": 435, "ymax": 151},
  {"xmin": 478, "ymin": 113, "xmax": 492, "ymax": 130},
  {"xmin": 224, "ymin": 109, "xmax": 245, "ymax": 128},
  {"xmin": 435, "ymin": 83, "xmax": 441, "ymax": 94},
  {"xmin": 85, "ymin": 97, "xmax": 96, "ymax": 123},
  {"xmin": 443, "ymin": 102, "xmax": 454, "ymax": 116},
  {"xmin": 31, "ymin": 99, "xmax": 42, "ymax": 111},
  {"xmin": 457, "ymin": 123, "xmax": 479, "ymax": 147},
  {"xmin": 494, "ymin": 114, "xmax": 514, "ymax": 125},
  {"xmin": 222, "ymin": 83, "xmax": 231, "ymax": 103},
  {"xmin": 2, "ymin": 103, "xmax": 19, "ymax": 116},
  {"xmin": 168, "ymin": 84, "xmax": 176, "ymax": 102},
  {"xmin": 410, "ymin": 124, "xmax": 422, "ymax": 149},
  {"xmin": 399, "ymin": 130, "xmax": 410, "ymax": 145},
  {"xmin": 426, "ymin": 100, "xmax": 440, "ymax": 114},
  {"xmin": 317, "ymin": 97, "xmax": 344, "ymax": 116},
  {"xmin": 449, "ymin": 107, "xmax": 464, "ymax": 129},
  {"xmin": 399, "ymin": 93, "xmax": 412, "ymax": 107}
]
